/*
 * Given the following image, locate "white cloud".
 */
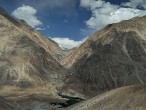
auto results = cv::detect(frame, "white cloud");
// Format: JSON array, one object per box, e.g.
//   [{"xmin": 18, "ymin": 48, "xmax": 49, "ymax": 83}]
[
  {"xmin": 50, "ymin": 37, "xmax": 87, "ymax": 49},
  {"xmin": 122, "ymin": 0, "xmax": 146, "ymax": 9},
  {"xmin": 80, "ymin": 0, "xmax": 146, "ymax": 30},
  {"xmin": 36, "ymin": 27, "xmax": 45, "ymax": 31},
  {"xmin": 12, "ymin": 4, "xmax": 42, "ymax": 28},
  {"xmin": 80, "ymin": 0, "xmax": 106, "ymax": 10}
]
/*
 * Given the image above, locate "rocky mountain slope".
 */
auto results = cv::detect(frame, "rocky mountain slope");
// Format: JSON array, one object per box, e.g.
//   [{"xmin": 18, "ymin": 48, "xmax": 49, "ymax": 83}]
[
  {"xmin": 1, "ymin": 5, "xmax": 146, "ymax": 110},
  {"xmin": 69, "ymin": 85, "xmax": 146, "ymax": 110},
  {"xmin": 0, "ymin": 96, "xmax": 20, "ymax": 110},
  {"xmin": 0, "ymin": 7, "xmax": 65, "ymax": 61},
  {"xmin": 0, "ymin": 6, "xmax": 65, "ymax": 93},
  {"xmin": 63, "ymin": 16, "xmax": 146, "ymax": 97},
  {"xmin": 0, "ymin": 6, "xmax": 86, "ymax": 110}
]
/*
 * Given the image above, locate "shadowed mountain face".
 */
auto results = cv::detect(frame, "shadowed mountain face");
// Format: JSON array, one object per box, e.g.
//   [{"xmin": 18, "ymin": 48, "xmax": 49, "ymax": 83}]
[
  {"xmin": 0, "ymin": 96, "xmax": 20, "ymax": 110},
  {"xmin": 69, "ymin": 85, "xmax": 146, "ymax": 110},
  {"xmin": 63, "ymin": 16, "xmax": 146, "ymax": 97},
  {"xmin": 0, "ymin": 7, "xmax": 65, "ymax": 90}
]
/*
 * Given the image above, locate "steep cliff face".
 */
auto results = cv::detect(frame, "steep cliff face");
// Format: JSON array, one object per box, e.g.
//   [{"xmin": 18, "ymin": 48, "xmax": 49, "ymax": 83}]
[
  {"xmin": 18, "ymin": 20, "xmax": 65, "ymax": 61},
  {"xmin": 0, "ymin": 7, "xmax": 65, "ymax": 89},
  {"xmin": 65, "ymin": 16, "xmax": 146, "ymax": 97},
  {"xmin": 69, "ymin": 85, "xmax": 146, "ymax": 110},
  {"xmin": 0, "ymin": 7, "xmax": 65, "ymax": 61}
]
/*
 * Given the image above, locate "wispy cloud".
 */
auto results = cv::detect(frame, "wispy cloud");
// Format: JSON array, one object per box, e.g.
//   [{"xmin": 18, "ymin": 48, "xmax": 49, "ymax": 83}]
[
  {"xmin": 64, "ymin": 20, "xmax": 69, "ymax": 23},
  {"xmin": 50, "ymin": 37, "xmax": 87, "ymax": 49},
  {"xmin": 36, "ymin": 27, "xmax": 45, "ymax": 31},
  {"xmin": 80, "ymin": 0, "xmax": 146, "ymax": 30},
  {"xmin": 12, "ymin": 4, "xmax": 42, "ymax": 28},
  {"xmin": 122, "ymin": 0, "xmax": 146, "ymax": 9}
]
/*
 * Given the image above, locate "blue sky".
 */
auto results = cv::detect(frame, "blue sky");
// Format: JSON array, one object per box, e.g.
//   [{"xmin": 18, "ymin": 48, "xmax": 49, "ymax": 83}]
[
  {"xmin": 0, "ymin": 0, "xmax": 146, "ymax": 49},
  {"xmin": 0, "ymin": 0, "xmax": 90, "ymax": 40}
]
